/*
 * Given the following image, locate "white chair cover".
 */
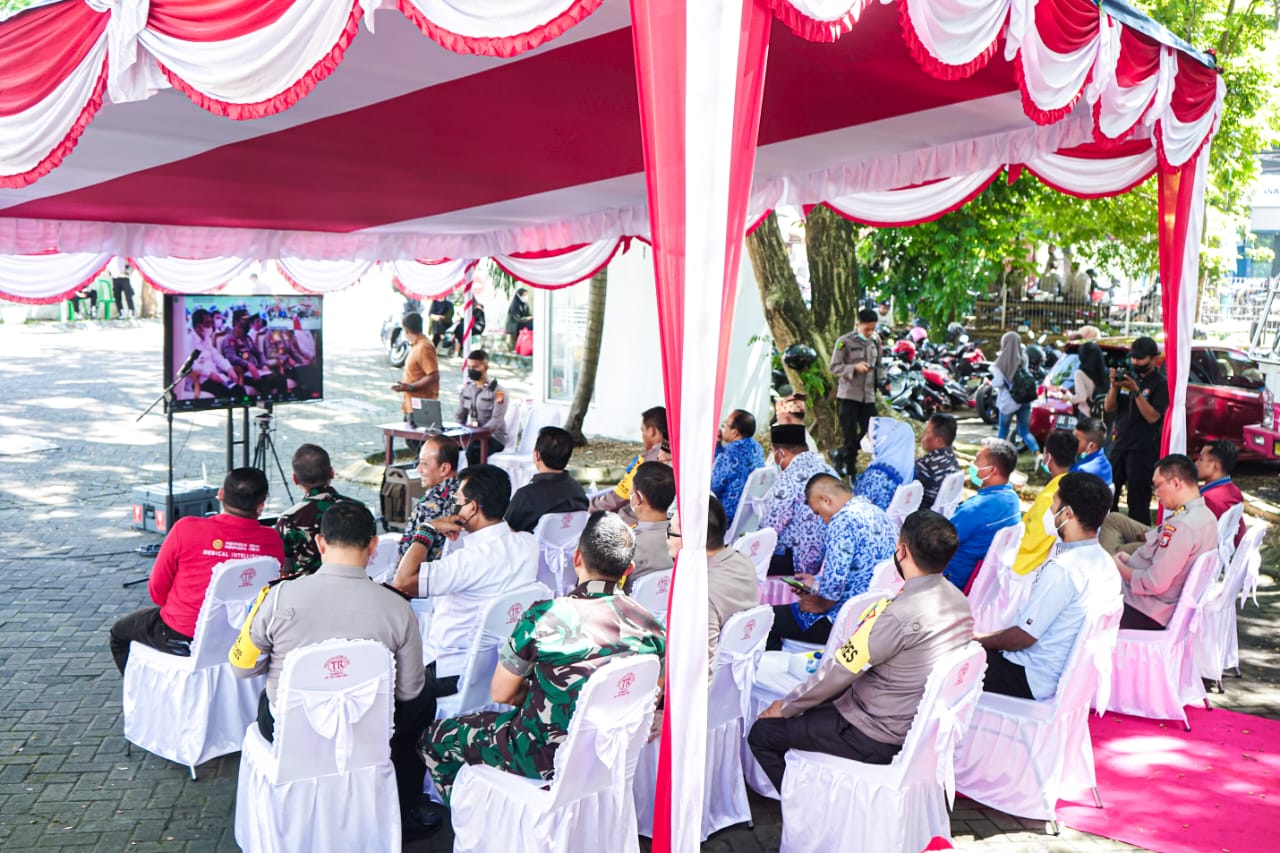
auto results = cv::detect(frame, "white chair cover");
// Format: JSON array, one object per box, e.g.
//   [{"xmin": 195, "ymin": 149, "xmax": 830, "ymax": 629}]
[
  {"xmin": 450, "ymin": 655, "xmax": 661, "ymax": 853},
  {"xmin": 630, "ymin": 570, "xmax": 672, "ymax": 624},
  {"xmin": 437, "ymin": 582, "xmax": 554, "ymax": 719},
  {"xmin": 727, "ymin": 466, "xmax": 779, "ymax": 542},
  {"xmin": 1195, "ymin": 523, "xmax": 1265, "ymax": 686},
  {"xmin": 634, "ymin": 606, "xmax": 773, "ymax": 839},
  {"xmin": 366, "ymin": 532, "xmax": 402, "ymax": 584},
  {"xmin": 234, "ymin": 638, "xmax": 399, "ymax": 853},
  {"xmin": 779, "ymin": 642, "xmax": 987, "ymax": 853},
  {"xmin": 122, "ymin": 556, "xmax": 281, "ymax": 774},
  {"xmin": 533, "ymin": 511, "xmax": 588, "ymax": 595},
  {"xmin": 733, "ymin": 528, "xmax": 777, "ymax": 583},
  {"xmin": 885, "ymin": 480, "xmax": 923, "ymax": 530},
  {"xmin": 955, "ymin": 601, "xmax": 1123, "ymax": 825},
  {"xmin": 867, "ymin": 557, "xmax": 905, "ymax": 596},
  {"xmin": 1215, "ymin": 501, "xmax": 1244, "ymax": 568},
  {"xmin": 744, "ymin": 591, "xmax": 888, "ymax": 799},
  {"xmin": 1107, "ymin": 551, "xmax": 1219, "ymax": 730},
  {"xmin": 488, "ymin": 404, "xmax": 563, "ymax": 492},
  {"xmin": 931, "ymin": 470, "xmax": 966, "ymax": 519},
  {"xmin": 967, "ymin": 523, "xmax": 1029, "ymax": 632}
]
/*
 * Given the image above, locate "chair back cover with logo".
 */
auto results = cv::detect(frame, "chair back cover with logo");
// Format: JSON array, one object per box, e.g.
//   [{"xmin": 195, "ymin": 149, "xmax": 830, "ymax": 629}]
[
  {"xmin": 630, "ymin": 570, "xmax": 672, "ymax": 624},
  {"xmin": 868, "ymin": 557, "xmax": 905, "ymax": 596},
  {"xmin": 726, "ymin": 466, "xmax": 778, "ymax": 541},
  {"xmin": 1215, "ymin": 501, "xmax": 1244, "ymax": 567},
  {"xmin": 366, "ymin": 532, "xmax": 402, "ymax": 584},
  {"xmin": 1107, "ymin": 550, "xmax": 1219, "ymax": 729},
  {"xmin": 449, "ymin": 654, "xmax": 661, "ymax": 853},
  {"xmin": 635, "ymin": 605, "xmax": 773, "ymax": 838},
  {"xmin": 234, "ymin": 638, "xmax": 398, "ymax": 853},
  {"xmin": 779, "ymin": 642, "xmax": 987, "ymax": 853},
  {"xmin": 1195, "ymin": 522, "xmax": 1265, "ymax": 685},
  {"xmin": 533, "ymin": 511, "xmax": 588, "ymax": 594},
  {"xmin": 885, "ymin": 480, "xmax": 923, "ymax": 530},
  {"xmin": 745, "ymin": 591, "xmax": 889, "ymax": 798},
  {"xmin": 438, "ymin": 582, "xmax": 554, "ymax": 719},
  {"xmin": 931, "ymin": 470, "xmax": 966, "ymax": 519},
  {"xmin": 955, "ymin": 600, "xmax": 1123, "ymax": 822},
  {"xmin": 488, "ymin": 404, "xmax": 563, "ymax": 492},
  {"xmin": 967, "ymin": 522, "xmax": 1029, "ymax": 632},
  {"xmin": 733, "ymin": 528, "xmax": 777, "ymax": 583},
  {"xmin": 122, "ymin": 556, "xmax": 281, "ymax": 772}
]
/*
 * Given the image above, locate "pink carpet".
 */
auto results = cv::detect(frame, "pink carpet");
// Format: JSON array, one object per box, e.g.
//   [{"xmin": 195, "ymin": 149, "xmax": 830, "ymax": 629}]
[{"xmin": 1057, "ymin": 706, "xmax": 1279, "ymax": 853}]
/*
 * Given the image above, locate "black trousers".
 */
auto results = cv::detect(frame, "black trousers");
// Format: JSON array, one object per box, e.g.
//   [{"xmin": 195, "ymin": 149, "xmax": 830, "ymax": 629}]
[
  {"xmin": 1120, "ymin": 603, "xmax": 1165, "ymax": 630},
  {"xmin": 767, "ymin": 548, "xmax": 795, "ymax": 576},
  {"xmin": 838, "ymin": 398, "xmax": 876, "ymax": 476},
  {"xmin": 464, "ymin": 436, "xmax": 505, "ymax": 466},
  {"xmin": 109, "ymin": 606, "xmax": 192, "ymax": 674},
  {"xmin": 257, "ymin": 662, "xmax": 458, "ymax": 810},
  {"xmin": 982, "ymin": 648, "xmax": 1034, "ymax": 699},
  {"xmin": 766, "ymin": 604, "xmax": 832, "ymax": 651},
  {"xmin": 748, "ymin": 703, "xmax": 900, "ymax": 792},
  {"xmin": 402, "ymin": 412, "xmax": 424, "ymax": 457},
  {"xmin": 113, "ymin": 279, "xmax": 135, "ymax": 314},
  {"xmin": 1110, "ymin": 444, "xmax": 1158, "ymax": 526}
]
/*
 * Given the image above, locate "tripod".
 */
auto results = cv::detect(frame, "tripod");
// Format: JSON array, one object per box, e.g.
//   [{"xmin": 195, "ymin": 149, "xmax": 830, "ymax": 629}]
[{"xmin": 252, "ymin": 403, "xmax": 294, "ymax": 505}]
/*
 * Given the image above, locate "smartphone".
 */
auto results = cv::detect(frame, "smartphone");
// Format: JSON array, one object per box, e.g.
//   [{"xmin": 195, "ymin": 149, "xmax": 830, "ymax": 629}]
[{"xmin": 780, "ymin": 576, "xmax": 812, "ymax": 595}]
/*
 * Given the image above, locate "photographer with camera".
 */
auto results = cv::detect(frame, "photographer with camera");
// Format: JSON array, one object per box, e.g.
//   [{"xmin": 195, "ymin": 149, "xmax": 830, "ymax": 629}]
[{"xmin": 1104, "ymin": 336, "xmax": 1167, "ymax": 525}]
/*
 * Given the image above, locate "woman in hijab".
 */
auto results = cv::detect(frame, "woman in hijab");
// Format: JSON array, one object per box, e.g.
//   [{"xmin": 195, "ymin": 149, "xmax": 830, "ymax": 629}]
[
  {"xmin": 990, "ymin": 331, "xmax": 1040, "ymax": 454},
  {"xmin": 1063, "ymin": 341, "xmax": 1109, "ymax": 418},
  {"xmin": 853, "ymin": 416, "xmax": 915, "ymax": 510}
]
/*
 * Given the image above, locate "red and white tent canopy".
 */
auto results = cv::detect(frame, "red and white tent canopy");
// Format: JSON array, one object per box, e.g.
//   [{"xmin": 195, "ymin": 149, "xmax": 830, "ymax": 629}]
[{"xmin": 0, "ymin": 1, "xmax": 1222, "ymax": 849}]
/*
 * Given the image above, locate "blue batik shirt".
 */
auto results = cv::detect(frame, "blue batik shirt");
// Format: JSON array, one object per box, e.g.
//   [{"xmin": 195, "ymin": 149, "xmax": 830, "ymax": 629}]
[
  {"xmin": 853, "ymin": 463, "xmax": 904, "ymax": 512},
  {"xmin": 794, "ymin": 496, "xmax": 896, "ymax": 630},
  {"xmin": 761, "ymin": 452, "xmax": 837, "ymax": 574},
  {"xmin": 711, "ymin": 436, "xmax": 765, "ymax": 525}
]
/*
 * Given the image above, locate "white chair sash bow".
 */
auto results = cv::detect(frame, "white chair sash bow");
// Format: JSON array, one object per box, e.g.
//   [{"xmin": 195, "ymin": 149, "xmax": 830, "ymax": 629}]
[
  {"xmin": 294, "ymin": 677, "xmax": 382, "ymax": 774},
  {"xmin": 592, "ymin": 695, "xmax": 652, "ymax": 814},
  {"xmin": 933, "ymin": 703, "xmax": 966, "ymax": 808},
  {"xmin": 542, "ymin": 545, "xmax": 570, "ymax": 592}
]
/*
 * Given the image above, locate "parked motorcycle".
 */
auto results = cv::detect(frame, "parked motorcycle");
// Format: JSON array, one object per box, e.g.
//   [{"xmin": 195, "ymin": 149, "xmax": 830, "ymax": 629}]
[{"xmin": 381, "ymin": 295, "xmax": 422, "ymax": 368}]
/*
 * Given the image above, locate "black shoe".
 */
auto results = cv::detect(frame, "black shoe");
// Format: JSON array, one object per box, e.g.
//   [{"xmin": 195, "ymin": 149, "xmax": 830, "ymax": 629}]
[{"xmin": 402, "ymin": 803, "xmax": 445, "ymax": 840}]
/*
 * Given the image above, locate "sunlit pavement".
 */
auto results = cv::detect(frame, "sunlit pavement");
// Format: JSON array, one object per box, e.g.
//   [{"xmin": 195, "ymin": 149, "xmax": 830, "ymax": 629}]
[{"xmin": 0, "ymin": 309, "xmax": 1273, "ymax": 852}]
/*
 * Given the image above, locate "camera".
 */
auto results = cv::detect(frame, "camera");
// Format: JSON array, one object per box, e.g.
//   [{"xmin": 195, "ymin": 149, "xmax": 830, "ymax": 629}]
[{"xmin": 1113, "ymin": 366, "xmax": 1134, "ymax": 384}]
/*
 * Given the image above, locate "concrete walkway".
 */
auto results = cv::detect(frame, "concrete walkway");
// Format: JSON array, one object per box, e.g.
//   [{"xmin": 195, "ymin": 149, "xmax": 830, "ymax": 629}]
[{"xmin": 0, "ymin": 309, "xmax": 1273, "ymax": 852}]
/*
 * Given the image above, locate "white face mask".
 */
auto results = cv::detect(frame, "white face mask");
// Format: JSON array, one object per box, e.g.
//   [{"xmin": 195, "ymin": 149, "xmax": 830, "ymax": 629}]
[{"xmin": 1043, "ymin": 505, "xmax": 1068, "ymax": 540}]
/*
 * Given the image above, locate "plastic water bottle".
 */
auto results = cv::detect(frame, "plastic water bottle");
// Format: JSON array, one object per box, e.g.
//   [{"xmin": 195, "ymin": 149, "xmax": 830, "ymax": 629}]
[{"xmin": 805, "ymin": 651, "xmax": 823, "ymax": 674}]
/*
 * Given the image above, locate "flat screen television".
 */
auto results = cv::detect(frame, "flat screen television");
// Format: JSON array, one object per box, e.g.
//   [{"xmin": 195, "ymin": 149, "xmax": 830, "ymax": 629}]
[{"xmin": 164, "ymin": 294, "xmax": 324, "ymax": 412}]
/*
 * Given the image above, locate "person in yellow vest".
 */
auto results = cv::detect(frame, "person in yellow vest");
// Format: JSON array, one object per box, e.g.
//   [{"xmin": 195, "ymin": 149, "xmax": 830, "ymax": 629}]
[{"xmin": 1012, "ymin": 430, "xmax": 1080, "ymax": 575}]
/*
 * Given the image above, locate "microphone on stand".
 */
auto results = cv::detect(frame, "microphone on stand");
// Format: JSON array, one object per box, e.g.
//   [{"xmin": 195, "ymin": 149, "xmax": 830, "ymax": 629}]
[{"xmin": 177, "ymin": 348, "xmax": 201, "ymax": 379}]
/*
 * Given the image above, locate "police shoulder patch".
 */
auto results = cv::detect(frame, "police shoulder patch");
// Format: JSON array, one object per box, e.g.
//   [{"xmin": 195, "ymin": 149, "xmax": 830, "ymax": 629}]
[{"xmin": 495, "ymin": 390, "xmax": 505, "ymax": 404}]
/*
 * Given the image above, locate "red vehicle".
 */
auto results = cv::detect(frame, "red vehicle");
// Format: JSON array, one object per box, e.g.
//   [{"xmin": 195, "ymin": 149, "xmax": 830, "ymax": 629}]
[{"xmin": 1029, "ymin": 341, "xmax": 1274, "ymax": 460}]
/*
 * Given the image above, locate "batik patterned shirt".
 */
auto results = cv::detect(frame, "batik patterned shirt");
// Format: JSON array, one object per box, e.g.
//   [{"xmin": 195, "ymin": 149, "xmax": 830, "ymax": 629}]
[
  {"xmin": 711, "ymin": 437, "xmax": 765, "ymax": 525},
  {"xmin": 915, "ymin": 447, "xmax": 960, "ymax": 509},
  {"xmin": 761, "ymin": 451, "xmax": 836, "ymax": 574},
  {"xmin": 398, "ymin": 476, "xmax": 459, "ymax": 562},
  {"xmin": 419, "ymin": 580, "xmax": 665, "ymax": 800},
  {"xmin": 795, "ymin": 496, "xmax": 896, "ymax": 630},
  {"xmin": 274, "ymin": 485, "xmax": 357, "ymax": 577},
  {"xmin": 853, "ymin": 462, "xmax": 904, "ymax": 511}
]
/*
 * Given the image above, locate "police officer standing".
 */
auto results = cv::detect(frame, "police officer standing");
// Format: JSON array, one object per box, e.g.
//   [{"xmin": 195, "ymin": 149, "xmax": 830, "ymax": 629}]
[
  {"xmin": 456, "ymin": 349, "xmax": 509, "ymax": 465},
  {"xmin": 829, "ymin": 308, "xmax": 882, "ymax": 478},
  {"xmin": 1105, "ymin": 336, "xmax": 1167, "ymax": 525}
]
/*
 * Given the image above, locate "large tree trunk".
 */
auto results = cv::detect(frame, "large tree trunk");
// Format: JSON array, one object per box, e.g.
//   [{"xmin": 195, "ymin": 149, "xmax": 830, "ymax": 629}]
[{"xmin": 563, "ymin": 268, "xmax": 607, "ymax": 446}]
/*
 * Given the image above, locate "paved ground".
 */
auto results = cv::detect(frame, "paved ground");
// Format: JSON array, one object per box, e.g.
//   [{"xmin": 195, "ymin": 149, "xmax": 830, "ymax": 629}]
[{"xmin": 0, "ymin": 306, "xmax": 1274, "ymax": 852}]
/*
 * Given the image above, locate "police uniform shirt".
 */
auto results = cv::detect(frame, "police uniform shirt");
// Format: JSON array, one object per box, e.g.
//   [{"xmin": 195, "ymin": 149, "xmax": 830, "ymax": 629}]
[
  {"xmin": 455, "ymin": 379, "xmax": 509, "ymax": 444},
  {"xmin": 829, "ymin": 331, "xmax": 881, "ymax": 403},
  {"xmin": 1123, "ymin": 496, "xmax": 1218, "ymax": 626}
]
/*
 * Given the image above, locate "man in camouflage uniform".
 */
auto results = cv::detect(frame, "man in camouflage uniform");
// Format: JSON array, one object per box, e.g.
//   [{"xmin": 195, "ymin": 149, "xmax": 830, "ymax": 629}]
[
  {"xmin": 418, "ymin": 511, "xmax": 665, "ymax": 801},
  {"xmin": 396, "ymin": 435, "xmax": 461, "ymax": 572},
  {"xmin": 274, "ymin": 444, "xmax": 359, "ymax": 577},
  {"xmin": 455, "ymin": 349, "xmax": 509, "ymax": 465}
]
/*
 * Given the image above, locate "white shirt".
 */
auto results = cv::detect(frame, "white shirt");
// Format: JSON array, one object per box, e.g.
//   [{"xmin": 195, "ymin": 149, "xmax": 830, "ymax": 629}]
[
  {"xmin": 1004, "ymin": 537, "xmax": 1122, "ymax": 699},
  {"xmin": 418, "ymin": 521, "xmax": 538, "ymax": 677}
]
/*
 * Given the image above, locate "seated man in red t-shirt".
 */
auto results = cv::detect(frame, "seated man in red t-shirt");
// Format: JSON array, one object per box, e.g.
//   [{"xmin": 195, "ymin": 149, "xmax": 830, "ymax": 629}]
[
  {"xmin": 1196, "ymin": 439, "xmax": 1245, "ymax": 548},
  {"xmin": 109, "ymin": 467, "xmax": 285, "ymax": 673}
]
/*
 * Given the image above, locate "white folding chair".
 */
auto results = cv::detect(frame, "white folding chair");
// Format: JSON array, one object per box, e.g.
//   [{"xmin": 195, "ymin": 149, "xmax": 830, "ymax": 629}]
[
  {"xmin": 956, "ymin": 601, "xmax": 1123, "ymax": 834},
  {"xmin": 533, "ymin": 511, "xmax": 588, "ymax": 595},
  {"xmin": 779, "ymin": 642, "xmax": 987, "ymax": 853},
  {"xmin": 727, "ymin": 466, "xmax": 779, "ymax": 542},
  {"xmin": 745, "ymin": 591, "xmax": 888, "ymax": 798},
  {"xmin": 366, "ymin": 531, "xmax": 402, "ymax": 584},
  {"xmin": 234, "ymin": 639, "xmax": 398, "ymax": 853},
  {"xmin": 931, "ymin": 470, "xmax": 966, "ymax": 519},
  {"xmin": 1107, "ymin": 550, "xmax": 1220, "ymax": 730},
  {"xmin": 630, "ymin": 570, "xmax": 672, "ymax": 624},
  {"xmin": 122, "ymin": 556, "xmax": 281, "ymax": 778},
  {"xmin": 734, "ymin": 528, "xmax": 777, "ymax": 583},
  {"xmin": 449, "ymin": 655, "xmax": 661, "ymax": 853},
  {"xmin": 437, "ymin": 582, "xmax": 554, "ymax": 719},
  {"xmin": 885, "ymin": 480, "xmax": 923, "ymax": 530},
  {"xmin": 966, "ymin": 522, "xmax": 1028, "ymax": 632},
  {"xmin": 867, "ymin": 557, "xmax": 904, "ymax": 596},
  {"xmin": 488, "ymin": 404, "xmax": 563, "ymax": 492},
  {"xmin": 1215, "ymin": 501, "xmax": 1244, "ymax": 569},
  {"xmin": 635, "ymin": 606, "xmax": 774, "ymax": 839},
  {"xmin": 1195, "ymin": 522, "xmax": 1265, "ymax": 690}
]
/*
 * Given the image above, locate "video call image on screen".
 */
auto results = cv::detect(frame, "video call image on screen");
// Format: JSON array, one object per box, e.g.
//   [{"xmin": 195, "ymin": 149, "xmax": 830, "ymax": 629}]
[{"xmin": 165, "ymin": 294, "xmax": 324, "ymax": 412}]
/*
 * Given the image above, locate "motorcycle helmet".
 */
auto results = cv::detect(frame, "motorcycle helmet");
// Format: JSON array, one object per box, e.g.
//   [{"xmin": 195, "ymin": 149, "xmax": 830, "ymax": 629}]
[
  {"xmin": 908, "ymin": 325, "xmax": 928, "ymax": 344},
  {"xmin": 1025, "ymin": 344, "xmax": 1045, "ymax": 370},
  {"xmin": 782, "ymin": 344, "xmax": 818, "ymax": 371},
  {"xmin": 946, "ymin": 322, "xmax": 966, "ymax": 344},
  {"xmin": 893, "ymin": 339, "xmax": 917, "ymax": 362}
]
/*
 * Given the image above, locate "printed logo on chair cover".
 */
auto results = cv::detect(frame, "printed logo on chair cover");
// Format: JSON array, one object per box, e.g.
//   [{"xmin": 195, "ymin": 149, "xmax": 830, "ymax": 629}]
[
  {"xmin": 750, "ymin": 541, "xmax": 761, "ymax": 556},
  {"xmin": 323, "ymin": 655, "xmax": 349, "ymax": 679},
  {"xmin": 741, "ymin": 619, "xmax": 756, "ymax": 640},
  {"xmin": 954, "ymin": 661, "xmax": 970, "ymax": 687},
  {"xmin": 507, "ymin": 603, "xmax": 523, "ymax": 624},
  {"xmin": 614, "ymin": 672, "xmax": 636, "ymax": 698},
  {"xmin": 658, "ymin": 578, "xmax": 670, "ymax": 594},
  {"xmin": 239, "ymin": 567, "xmax": 257, "ymax": 587},
  {"xmin": 561, "ymin": 514, "xmax": 574, "ymax": 528}
]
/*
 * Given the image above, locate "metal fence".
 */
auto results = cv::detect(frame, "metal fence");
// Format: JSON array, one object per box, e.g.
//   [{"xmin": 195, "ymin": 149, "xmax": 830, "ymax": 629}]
[
  {"xmin": 1197, "ymin": 276, "xmax": 1276, "ymax": 328},
  {"xmin": 967, "ymin": 296, "xmax": 1111, "ymax": 336}
]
